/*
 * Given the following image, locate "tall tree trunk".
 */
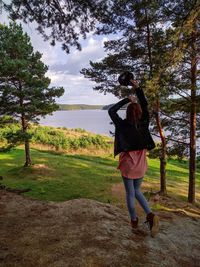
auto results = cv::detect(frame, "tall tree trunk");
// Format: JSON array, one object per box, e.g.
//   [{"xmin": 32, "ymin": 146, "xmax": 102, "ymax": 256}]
[
  {"xmin": 19, "ymin": 81, "xmax": 31, "ymax": 167},
  {"xmin": 145, "ymin": 8, "xmax": 153, "ymax": 81},
  {"xmin": 155, "ymin": 100, "xmax": 167, "ymax": 195},
  {"xmin": 21, "ymin": 115, "xmax": 31, "ymax": 167},
  {"xmin": 145, "ymin": 7, "xmax": 167, "ymax": 195},
  {"xmin": 24, "ymin": 138, "xmax": 31, "ymax": 167},
  {"xmin": 188, "ymin": 25, "xmax": 197, "ymax": 203}
]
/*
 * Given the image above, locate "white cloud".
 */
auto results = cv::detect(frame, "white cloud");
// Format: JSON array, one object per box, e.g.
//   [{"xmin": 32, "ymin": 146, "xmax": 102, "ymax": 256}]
[
  {"xmin": 48, "ymin": 71, "xmax": 118, "ymax": 105},
  {"xmin": 44, "ymin": 35, "xmax": 120, "ymax": 105},
  {"xmin": 49, "ymin": 36, "xmax": 107, "ymax": 75}
]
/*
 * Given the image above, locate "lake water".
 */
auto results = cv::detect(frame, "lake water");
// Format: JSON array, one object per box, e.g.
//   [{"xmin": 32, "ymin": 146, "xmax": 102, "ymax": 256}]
[
  {"xmin": 39, "ymin": 110, "xmax": 199, "ymax": 150},
  {"xmin": 39, "ymin": 110, "xmax": 126, "ymax": 136}
]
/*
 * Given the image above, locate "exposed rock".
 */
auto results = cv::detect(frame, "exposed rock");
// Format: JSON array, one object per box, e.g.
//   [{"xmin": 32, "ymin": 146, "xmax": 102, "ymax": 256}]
[{"xmin": 0, "ymin": 190, "xmax": 200, "ymax": 267}]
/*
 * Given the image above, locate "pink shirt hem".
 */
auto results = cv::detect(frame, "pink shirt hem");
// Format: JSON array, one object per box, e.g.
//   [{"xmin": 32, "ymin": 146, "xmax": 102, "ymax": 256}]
[{"xmin": 117, "ymin": 149, "xmax": 147, "ymax": 179}]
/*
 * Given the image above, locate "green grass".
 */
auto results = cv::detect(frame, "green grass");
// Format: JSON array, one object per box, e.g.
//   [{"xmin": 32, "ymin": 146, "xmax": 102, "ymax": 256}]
[
  {"xmin": 0, "ymin": 148, "xmax": 199, "ymax": 203},
  {"xmin": 0, "ymin": 148, "xmax": 121, "ymax": 202},
  {"xmin": 145, "ymin": 158, "xmax": 200, "ymax": 202}
]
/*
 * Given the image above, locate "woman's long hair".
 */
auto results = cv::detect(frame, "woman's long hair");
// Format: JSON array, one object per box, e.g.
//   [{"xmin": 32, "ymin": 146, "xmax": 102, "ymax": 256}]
[{"xmin": 126, "ymin": 102, "xmax": 142, "ymax": 126}]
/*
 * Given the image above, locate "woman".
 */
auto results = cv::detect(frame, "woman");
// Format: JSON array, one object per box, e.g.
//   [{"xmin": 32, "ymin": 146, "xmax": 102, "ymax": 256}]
[{"xmin": 108, "ymin": 80, "xmax": 159, "ymax": 237}]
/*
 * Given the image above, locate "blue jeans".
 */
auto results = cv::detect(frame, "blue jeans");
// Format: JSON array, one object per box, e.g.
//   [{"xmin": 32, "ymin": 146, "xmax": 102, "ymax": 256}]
[{"xmin": 122, "ymin": 176, "xmax": 151, "ymax": 220}]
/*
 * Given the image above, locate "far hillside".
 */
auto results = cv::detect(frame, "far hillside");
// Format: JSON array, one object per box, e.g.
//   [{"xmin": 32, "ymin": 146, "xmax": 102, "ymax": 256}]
[
  {"xmin": 58, "ymin": 103, "xmax": 127, "ymax": 110},
  {"xmin": 59, "ymin": 104, "xmax": 104, "ymax": 110}
]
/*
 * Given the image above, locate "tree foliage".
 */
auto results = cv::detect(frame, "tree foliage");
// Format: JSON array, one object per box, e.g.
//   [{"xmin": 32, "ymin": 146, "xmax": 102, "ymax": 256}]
[
  {"xmin": 3, "ymin": 0, "xmax": 108, "ymax": 53},
  {"xmin": 162, "ymin": 0, "xmax": 200, "ymax": 203}
]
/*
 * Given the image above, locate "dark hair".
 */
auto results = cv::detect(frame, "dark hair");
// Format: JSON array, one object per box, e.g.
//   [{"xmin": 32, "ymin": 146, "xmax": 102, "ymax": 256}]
[{"xmin": 126, "ymin": 102, "xmax": 142, "ymax": 125}]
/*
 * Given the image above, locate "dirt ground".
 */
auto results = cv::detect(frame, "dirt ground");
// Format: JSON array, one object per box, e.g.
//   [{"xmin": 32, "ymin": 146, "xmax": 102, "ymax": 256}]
[{"xmin": 0, "ymin": 189, "xmax": 200, "ymax": 267}]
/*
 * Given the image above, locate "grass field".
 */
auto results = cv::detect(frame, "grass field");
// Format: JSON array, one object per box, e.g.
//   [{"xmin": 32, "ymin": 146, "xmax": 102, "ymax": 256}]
[{"xmin": 0, "ymin": 148, "xmax": 200, "ymax": 204}]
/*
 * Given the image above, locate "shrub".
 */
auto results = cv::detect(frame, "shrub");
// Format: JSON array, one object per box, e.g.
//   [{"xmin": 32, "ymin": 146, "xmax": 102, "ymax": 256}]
[{"xmin": 0, "ymin": 123, "xmax": 111, "ymax": 152}]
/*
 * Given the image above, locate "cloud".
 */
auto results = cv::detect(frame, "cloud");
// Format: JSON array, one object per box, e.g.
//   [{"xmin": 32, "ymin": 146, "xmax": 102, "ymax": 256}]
[
  {"xmin": 0, "ymin": 9, "xmax": 119, "ymax": 105},
  {"xmin": 44, "ymin": 36, "xmax": 119, "ymax": 105},
  {"xmin": 49, "ymin": 36, "xmax": 108, "ymax": 75},
  {"xmin": 48, "ymin": 71, "xmax": 118, "ymax": 105}
]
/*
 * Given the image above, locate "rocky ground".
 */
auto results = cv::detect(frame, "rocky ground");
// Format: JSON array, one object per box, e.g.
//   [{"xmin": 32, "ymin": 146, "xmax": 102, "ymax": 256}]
[{"xmin": 0, "ymin": 189, "xmax": 200, "ymax": 267}]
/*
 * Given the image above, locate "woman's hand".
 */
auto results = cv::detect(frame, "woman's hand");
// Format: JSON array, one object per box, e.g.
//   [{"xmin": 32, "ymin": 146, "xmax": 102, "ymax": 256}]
[
  {"xmin": 128, "ymin": 95, "xmax": 137, "ymax": 103},
  {"xmin": 130, "ymin": 79, "xmax": 139, "ymax": 89}
]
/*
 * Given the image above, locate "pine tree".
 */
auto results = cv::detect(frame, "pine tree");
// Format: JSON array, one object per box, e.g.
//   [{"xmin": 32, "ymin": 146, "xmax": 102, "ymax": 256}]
[
  {"xmin": 0, "ymin": 22, "xmax": 64, "ymax": 166},
  {"xmin": 162, "ymin": 0, "xmax": 200, "ymax": 203}
]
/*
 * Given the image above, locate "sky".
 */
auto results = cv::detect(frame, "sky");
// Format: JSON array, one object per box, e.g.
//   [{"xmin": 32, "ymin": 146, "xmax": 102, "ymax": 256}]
[{"xmin": 0, "ymin": 6, "xmax": 120, "ymax": 105}]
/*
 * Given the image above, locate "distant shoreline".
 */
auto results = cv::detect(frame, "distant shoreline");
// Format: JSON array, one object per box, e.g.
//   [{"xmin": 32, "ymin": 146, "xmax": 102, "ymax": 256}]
[
  {"xmin": 58, "ymin": 104, "xmax": 127, "ymax": 110},
  {"xmin": 58, "ymin": 104, "xmax": 112, "ymax": 110}
]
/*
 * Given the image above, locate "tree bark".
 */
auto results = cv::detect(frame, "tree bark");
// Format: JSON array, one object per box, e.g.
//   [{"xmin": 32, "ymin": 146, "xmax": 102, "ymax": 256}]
[
  {"xmin": 19, "ymin": 80, "xmax": 32, "ymax": 167},
  {"xmin": 145, "ymin": 7, "xmax": 167, "ymax": 195},
  {"xmin": 155, "ymin": 100, "xmax": 167, "ymax": 195},
  {"xmin": 188, "ymin": 25, "xmax": 197, "ymax": 203},
  {"xmin": 21, "ymin": 115, "xmax": 31, "ymax": 167},
  {"xmin": 24, "ymin": 137, "xmax": 31, "ymax": 167},
  {"xmin": 144, "ymin": 8, "xmax": 153, "ymax": 80}
]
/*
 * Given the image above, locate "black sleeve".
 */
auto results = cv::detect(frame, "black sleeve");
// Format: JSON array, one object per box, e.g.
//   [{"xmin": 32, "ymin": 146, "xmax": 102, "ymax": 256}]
[
  {"xmin": 135, "ymin": 87, "xmax": 149, "ymax": 123},
  {"xmin": 108, "ymin": 98, "xmax": 130, "ymax": 126}
]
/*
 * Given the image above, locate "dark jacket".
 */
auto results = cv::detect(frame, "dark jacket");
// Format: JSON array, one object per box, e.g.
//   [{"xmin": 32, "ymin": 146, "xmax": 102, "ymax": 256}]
[{"xmin": 108, "ymin": 87, "xmax": 155, "ymax": 156}]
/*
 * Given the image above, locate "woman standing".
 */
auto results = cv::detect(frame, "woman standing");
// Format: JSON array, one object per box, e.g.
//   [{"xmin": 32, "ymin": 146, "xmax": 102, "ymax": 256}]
[{"xmin": 108, "ymin": 80, "xmax": 159, "ymax": 237}]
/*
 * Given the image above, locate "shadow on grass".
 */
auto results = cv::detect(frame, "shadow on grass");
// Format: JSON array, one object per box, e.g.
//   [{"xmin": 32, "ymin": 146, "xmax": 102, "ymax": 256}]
[
  {"xmin": 65, "ymin": 154, "xmax": 117, "ymax": 167},
  {"xmin": 167, "ymin": 158, "xmax": 188, "ymax": 168},
  {"xmin": 29, "ymin": 147, "xmax": 117, "ymax": 167},
  {"xmin": 0, "ymin": 147, "xmax": 120, "ymax": 201}
]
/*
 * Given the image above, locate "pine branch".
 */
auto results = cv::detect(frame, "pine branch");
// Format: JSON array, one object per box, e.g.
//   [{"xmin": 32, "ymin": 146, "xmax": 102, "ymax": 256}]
[
  {"xmin": 170, "ymin": 88, "xmax": 191, "ymax": 101},
  {"xmin": 160, "ymin": 110, "xmax": 189, "ymax": 123},
  {"xmin": 151, "ymin": 132, "xmax": 189, "ymax": 146}
]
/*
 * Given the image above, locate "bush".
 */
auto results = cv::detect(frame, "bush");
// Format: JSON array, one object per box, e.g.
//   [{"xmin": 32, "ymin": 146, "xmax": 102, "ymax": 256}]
[
  {"xmin": 0, "ymin": 123, "xmax": 25, "ymax": 151},
  {"xmin": 148, "ymin": 142, "xmax": 162, "ymax": 159},
  {"xmin": 74, "ymin": 128, "xmax": 87, "ymax": 133},
  {"xmin": 31, "ymin": 125, "xmax": 110, "ymax": 151},
  {"xmin": 0, "ymin": 123, "xmax": 111, "ymax": 152}
]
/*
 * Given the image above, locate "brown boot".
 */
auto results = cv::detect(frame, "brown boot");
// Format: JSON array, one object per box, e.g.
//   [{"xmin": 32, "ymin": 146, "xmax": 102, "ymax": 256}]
[
  {"xmin": 131, "ymin": 217, "xmax": 138, "ymax": 229},
  {"xmin": 145, "ymin": 213, "xmax": 159, "ymax": 237}
]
